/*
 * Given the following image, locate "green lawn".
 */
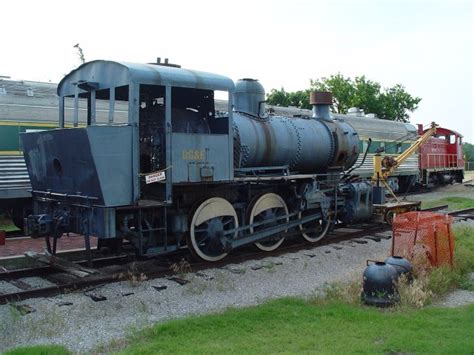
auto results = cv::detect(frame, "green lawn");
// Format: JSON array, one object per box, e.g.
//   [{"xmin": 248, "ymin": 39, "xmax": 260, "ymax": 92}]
[
  {"xmin": 118, "ymin": 299, "xmax": 474, "ymax": 354},
  {"xmin": 3, "ymin": 345, "xmax": 71, "ymax": 355},
  {"xmin": 117, "ymin": 224, "xmax": 474, "ymax": 354},
  {"xmin": 422, "ymin": 196, "xmax": 474, "ymax": 211},
  {"xmin": 6, "ymin": 300, "xmax": 474, "ymax": 355},
  {"xmin": 5, "ymin": 225, "xmax": 474, "ymax": 355}
]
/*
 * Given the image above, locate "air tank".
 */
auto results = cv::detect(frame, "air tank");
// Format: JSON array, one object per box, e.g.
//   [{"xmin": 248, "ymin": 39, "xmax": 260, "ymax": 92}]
[{"xmin": 232, "ymin": 84, "xmax": 360, "ymax": 173}]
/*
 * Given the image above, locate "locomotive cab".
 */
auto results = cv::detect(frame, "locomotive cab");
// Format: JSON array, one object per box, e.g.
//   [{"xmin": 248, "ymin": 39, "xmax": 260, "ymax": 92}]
[{"xmin": 21, "ymin": 60, "xmax": 235, "ymax": 254}]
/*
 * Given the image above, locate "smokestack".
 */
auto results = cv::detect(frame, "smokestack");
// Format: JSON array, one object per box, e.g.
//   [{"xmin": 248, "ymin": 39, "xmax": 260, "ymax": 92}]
[{"xmin": 310, "ymin": 91, "xmax": 333, "ymax": 122}]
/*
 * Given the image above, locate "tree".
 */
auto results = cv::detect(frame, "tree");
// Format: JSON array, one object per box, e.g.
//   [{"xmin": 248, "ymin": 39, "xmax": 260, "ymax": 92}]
[
  {"xmin": 310, "ymin": 73, "xmax": 355, "ymax": 114},
  {"xmin": 463, "ymin": 142, "xmax": 474, "ymax": 162},
  {"xmin": 267, "ymin": 74, "xmax": 421, "ymax": 122},
  {"xmin": 266, "ymin": 88, "xmax": 312, "ymax": 109},
  {"xmin": 379, "ymin": 84, "xmax": 422, "ymax": 122}
]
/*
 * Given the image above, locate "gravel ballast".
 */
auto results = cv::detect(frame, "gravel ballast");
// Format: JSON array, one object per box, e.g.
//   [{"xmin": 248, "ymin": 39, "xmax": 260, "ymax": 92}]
[
  {"xmin": 1, "ymin": 184, "xmax": 472, "ymax": 353},
  {"xmin": 0, "ymin": 236, "xmax": 393, "ymax": 353}
]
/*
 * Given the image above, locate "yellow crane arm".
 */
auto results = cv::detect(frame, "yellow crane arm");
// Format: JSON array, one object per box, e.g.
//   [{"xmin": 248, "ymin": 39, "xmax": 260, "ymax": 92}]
[{"xmin": 373, "ymin": 122, "xmax": 437, "ymax": 181}]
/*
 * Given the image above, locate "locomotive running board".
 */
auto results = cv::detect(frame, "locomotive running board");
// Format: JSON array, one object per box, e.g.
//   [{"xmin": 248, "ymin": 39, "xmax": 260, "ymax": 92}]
[{"xmin": 222, "ymin": 212, "xmax": 322, "ymax": 251}]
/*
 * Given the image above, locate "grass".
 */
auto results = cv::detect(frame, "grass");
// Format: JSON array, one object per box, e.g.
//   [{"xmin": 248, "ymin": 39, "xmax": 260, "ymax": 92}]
[
  {"xmin": 422, "ymin": 196, "xmax": 474, "ymax": 211},
  {"xmin": 6, "ymin": 226, "xmax": 474, "ymax": 354},
  {"xmin": 393, "ymin": 224, "xmax": 474, "ymax": 307},
  {"xmin": 447, "ymin": 224, "xmax": 474, "ymax": 290},
  {"xmin": 117, "ymin": 298, "xmax": 474, "ymax": 354},
  {"xmin": 3, "ymin": 345, "xmax": 71, "ymax": 355},
  {"xmin": 114, "ymin": 226, "xmax": 474, "ymax": 354}
]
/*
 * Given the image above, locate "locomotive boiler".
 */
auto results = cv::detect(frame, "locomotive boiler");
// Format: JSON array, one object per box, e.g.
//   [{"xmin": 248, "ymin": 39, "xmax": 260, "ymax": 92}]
[
  {"xmin": 232, "ymin": 79, "xmax": 359, "ymax": 172},
  {"xmin": 21, "ymin": 60, "xmax": 373, "ymax": 261}
]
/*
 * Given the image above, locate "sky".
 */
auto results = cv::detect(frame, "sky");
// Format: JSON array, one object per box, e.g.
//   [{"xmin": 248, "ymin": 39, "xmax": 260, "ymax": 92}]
[{"xmin": 2, "ymin": 0, "xmax": 473, "ymax": 142}]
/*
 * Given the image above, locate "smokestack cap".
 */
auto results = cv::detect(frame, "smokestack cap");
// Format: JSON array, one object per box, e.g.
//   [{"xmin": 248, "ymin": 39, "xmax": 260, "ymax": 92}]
[{"xmin": 310, "ymin": 91, "xmax": 332, "ymax": 105}]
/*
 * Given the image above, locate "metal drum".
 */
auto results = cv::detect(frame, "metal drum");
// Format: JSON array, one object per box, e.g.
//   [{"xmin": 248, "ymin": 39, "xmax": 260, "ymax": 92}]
[
  {"xmin": 362, "ymin": 261, "xmax": 399, "ymax": 307},
  {"xmin": 385, "ymin": 256, "xmax": 413, "ymax": 280}
]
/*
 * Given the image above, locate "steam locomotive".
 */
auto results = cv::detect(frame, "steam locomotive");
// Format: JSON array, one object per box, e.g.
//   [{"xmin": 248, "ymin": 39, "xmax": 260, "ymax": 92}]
[{"xmin": 21, "ymin": 60, "xmax": 374, "ymax": 261}]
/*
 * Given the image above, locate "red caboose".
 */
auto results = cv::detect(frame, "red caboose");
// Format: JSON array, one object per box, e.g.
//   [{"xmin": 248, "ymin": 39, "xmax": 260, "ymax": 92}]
[{"xmin": 418, "ymin": 125, "xmax": 464, "ymax": 187}]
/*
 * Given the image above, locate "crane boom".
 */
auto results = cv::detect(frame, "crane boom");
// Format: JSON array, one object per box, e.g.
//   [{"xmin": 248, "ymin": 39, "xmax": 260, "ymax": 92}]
[{"xmin": 373, "ymin": 122, "xmax": 437, "ymax": 181}]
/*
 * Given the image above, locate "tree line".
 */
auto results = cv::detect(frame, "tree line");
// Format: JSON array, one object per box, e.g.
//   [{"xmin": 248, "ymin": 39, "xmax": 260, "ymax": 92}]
[{"xmin": 266, "ymin": 73, "xmax": 421, "ymax": 123}]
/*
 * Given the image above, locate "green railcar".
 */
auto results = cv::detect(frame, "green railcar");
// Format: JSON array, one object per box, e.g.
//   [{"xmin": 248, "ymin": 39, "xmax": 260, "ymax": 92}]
[{"xmin": 0, "ymin": 79, "xmax": 58, "ymax": 227}]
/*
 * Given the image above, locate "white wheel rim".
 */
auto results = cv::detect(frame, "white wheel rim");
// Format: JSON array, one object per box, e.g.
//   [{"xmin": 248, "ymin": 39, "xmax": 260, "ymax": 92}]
[
  {"xmin": 190, "ymin": 197, "xmax": 238, "ymax": 262},
  {"xmin": 250, "ymin": 193, "xmax": 288, "ymax": 252},
  {"xmin": 298, "ymin": 212, "xmax": 330, "ymax": 243}
]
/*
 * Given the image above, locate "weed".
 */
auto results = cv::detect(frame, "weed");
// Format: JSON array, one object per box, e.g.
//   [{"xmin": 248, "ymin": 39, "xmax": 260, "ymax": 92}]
[
  {"xmin": 315, "ymin": 280, "xmax": 362, "ymax": 305},
  {"xmin": 214, "ymin": 270, "xmax": 235, "ymax": 292},
  {"xmin": 184, "ymin": 275, "xmax": 208, "ymax": 295},
  {"xmin": 459, "ymin": 275, "xmax": 474, "ymax": 291},
  {"xmin": 120, "ymin": 262, "xmax": 147, "ymax": 287},
  {"xmin": 170, "ymin": 258, "xmax": 192, "ymax": 275},
  {"xmin": 136, "ymin": 300, "xmax": 149, "ymax": 314},
  {"xmin": 94, "ymin": 338, "xmax": 129, "ymax": 354},
  {"xmin": 262, "ymin": 261, "xmax": 276, "ymax": 272},
  {"xmin": 396, "ymin": 274, "xmax": 432, "ymax": 308}
]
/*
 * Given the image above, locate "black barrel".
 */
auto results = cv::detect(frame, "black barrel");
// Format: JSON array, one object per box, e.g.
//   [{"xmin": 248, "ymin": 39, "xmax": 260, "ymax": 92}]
[
  {"xmin": 385, "ymin": 256, "xmax": 413, "ymax": 280},
  {"xmin": 362, "ymin": 261, "xmax": 399, "ymax": 307}
]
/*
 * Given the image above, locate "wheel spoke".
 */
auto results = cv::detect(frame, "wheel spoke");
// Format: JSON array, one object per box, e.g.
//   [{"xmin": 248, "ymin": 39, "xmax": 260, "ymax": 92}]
[
  {"xmin": 299, "ymin": 210, "xmax": 330, "ymax": 243},
  {"xmin": 188, "ymin": 197, "xmax": 238, "ymax": 262},
  {"xmin": 222, "ymin": 218, "xmax": 234, "ymax": 226},
  {"xmin": 249, "ymin": 193, "xmax": 288, "ymax": 252},
  {"xmin": 194, "ymin": 227, "xmax": 209, "ymax": 233}
]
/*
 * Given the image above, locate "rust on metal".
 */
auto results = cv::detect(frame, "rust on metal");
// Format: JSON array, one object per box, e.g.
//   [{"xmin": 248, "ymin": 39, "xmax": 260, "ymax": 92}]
[{"xmin": 309, "ymin": 91, "xmax": 333, "ymax": 105}]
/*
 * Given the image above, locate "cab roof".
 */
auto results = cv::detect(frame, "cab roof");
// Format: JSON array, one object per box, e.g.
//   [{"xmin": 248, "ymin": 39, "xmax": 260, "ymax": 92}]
[
  {"xmin": 425, "ymin": 126, "xmax": 463, "ymax": 138},
  {"xmin": 58, "ymin": 60, "xmax": 235, "ymax": 97}
]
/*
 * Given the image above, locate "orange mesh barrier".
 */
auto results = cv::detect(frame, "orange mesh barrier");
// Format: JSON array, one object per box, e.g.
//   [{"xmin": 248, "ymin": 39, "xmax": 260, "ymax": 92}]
[{"xmin": 392, "ymin": 212, "xmax": 455, "ymax": 267}]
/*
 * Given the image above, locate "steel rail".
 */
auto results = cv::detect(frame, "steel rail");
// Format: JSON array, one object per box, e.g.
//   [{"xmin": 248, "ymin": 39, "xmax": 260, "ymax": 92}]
[
  {"xmin": 0, "ymin": 222, "xmax": 390, "ymax": 304},
  {"xmin": 1, "ymin": 206, "xmax": 471, "ymax": 304}
]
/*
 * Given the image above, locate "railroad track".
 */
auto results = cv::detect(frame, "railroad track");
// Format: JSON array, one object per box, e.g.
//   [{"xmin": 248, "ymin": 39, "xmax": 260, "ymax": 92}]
[
  {"xmin": 447, "ymin": 207, "xmax": 474, "ymax": 220},
  {"xmin": 0, "ymin": 222, "xmax": 390, "ymax": 304},
  {"xmin": 1, "ymin": 205, "xmax": 472, "ymax": 305}
]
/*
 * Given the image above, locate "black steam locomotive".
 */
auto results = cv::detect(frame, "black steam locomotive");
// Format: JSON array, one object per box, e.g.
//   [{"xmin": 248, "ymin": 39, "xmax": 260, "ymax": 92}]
[{"xmin": 21, "ymin": 60, "xmax": 373, "ymax": 261}]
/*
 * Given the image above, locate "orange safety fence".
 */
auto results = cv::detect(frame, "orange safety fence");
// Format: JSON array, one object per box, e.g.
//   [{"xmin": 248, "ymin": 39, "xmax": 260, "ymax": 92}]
[{"xmin": 392, "ymin": 212, "xmax": 455, "ymax": 267}]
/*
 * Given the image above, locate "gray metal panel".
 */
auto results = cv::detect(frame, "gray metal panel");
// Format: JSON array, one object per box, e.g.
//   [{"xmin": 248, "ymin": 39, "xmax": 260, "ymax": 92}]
[
  {"xmin": 165, "ymin": 86, "xmax": 172, "ymax": 202},
  {"xmin": 0, "ymin": 79, "xmax": 128, "ymax": 125},
  {"xmin": 87, "ymin": 126, "xmax": 133, "ymax": 206},
  {"xmin": 129, "ymin": 83, "xmax": 140, "ymax": 201},
  {"xmin": 216, "ymin": 99, "xmax": 418, "ymax": 143},
  {"xmin": 21, "ymin": 126, "xmax": 134, "ymax": 207},
  {"xmin": 0, "ymin": 155, "xmax": 30, "ymax": 199},
  {"xmin": 58, "ymin": 60, "xmax": 235, "ymax": 97},
  {"xmin": 227, "ymin": 94, "xmax": 234, "ymax": 181},
  {"xmin": 352, "ymin": 154, "xmax": 419, "ymax": 178},
  {"xmin": 171, "ymin": 133, "xmax": 231, "ymax": 183},
  {"xmin": 335, "ymin": 114, "xmax": 418, "ymax": 141},
  {"xmin": 21, "ymin": 129, "xmax": 105, "ymax": 203}
]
